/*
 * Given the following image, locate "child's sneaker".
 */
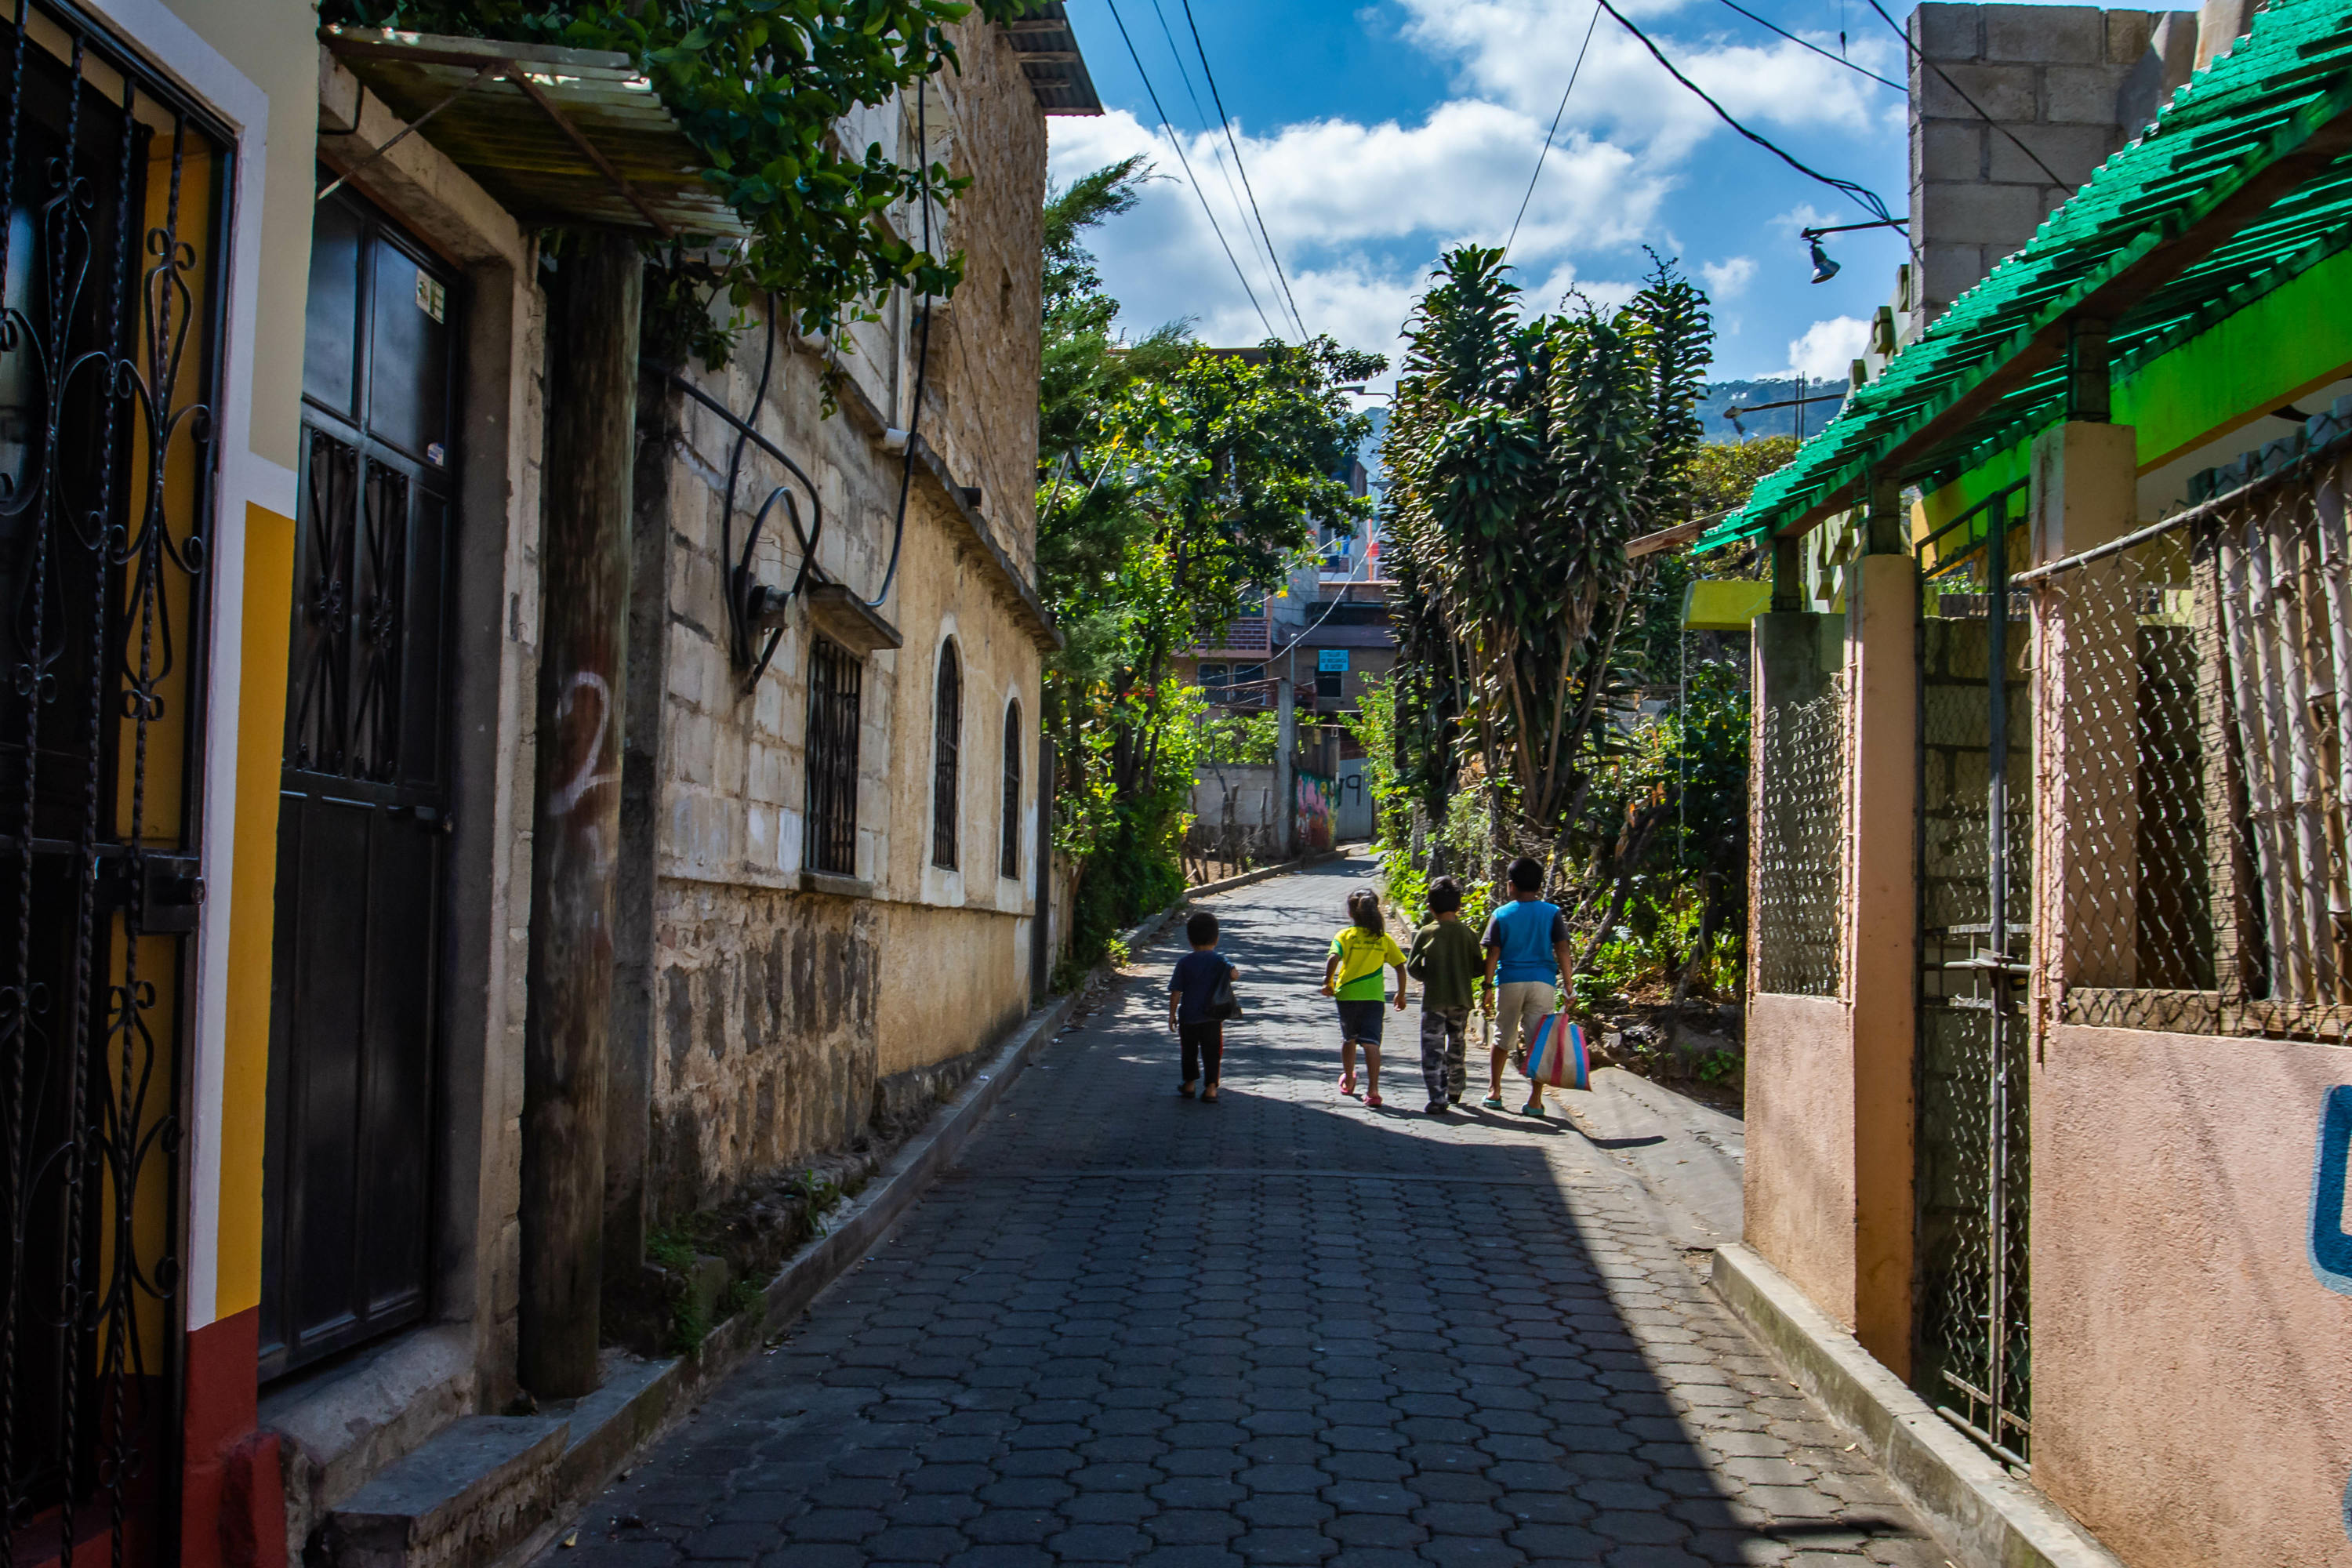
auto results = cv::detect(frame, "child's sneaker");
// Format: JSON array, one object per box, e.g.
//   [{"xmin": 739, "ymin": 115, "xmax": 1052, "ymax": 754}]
[{"xmin": 1425, "ymin": 1098, "xmax": 1447, "ymax": 1115}]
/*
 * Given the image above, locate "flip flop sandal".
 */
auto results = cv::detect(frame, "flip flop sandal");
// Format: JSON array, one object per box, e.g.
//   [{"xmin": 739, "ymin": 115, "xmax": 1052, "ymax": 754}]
[
  {"xmin": 1339, "ymin": 1071, "xmax": 1358, "ymax": 1097},
  {"xmin": 1481, "ymin": 1095, "xmax": 1506, "ymax": 1110},
  {"xmin": 1203, "ymin": 1084, "xmax": 1220, "ymax": 1102},
  {"xmin": 1364, "ymin": 1092, "xmax": 1383, "ymax": 1109}
]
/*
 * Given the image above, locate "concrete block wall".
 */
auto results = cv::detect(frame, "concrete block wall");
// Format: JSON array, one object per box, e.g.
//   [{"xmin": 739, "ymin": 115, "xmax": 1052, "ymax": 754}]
[{"xmin": 1907, "ymin": 4, "xmax": 2198, "ymax": 334}]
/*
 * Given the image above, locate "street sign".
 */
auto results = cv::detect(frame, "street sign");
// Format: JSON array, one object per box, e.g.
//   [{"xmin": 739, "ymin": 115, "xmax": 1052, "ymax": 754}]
[{"xmin": 1317, "ymin": 649, "xmax": 1348, "ymax": 673}]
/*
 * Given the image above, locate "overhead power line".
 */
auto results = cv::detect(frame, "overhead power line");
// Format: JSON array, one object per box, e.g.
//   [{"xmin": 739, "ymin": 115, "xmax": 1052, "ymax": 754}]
[
  {"xmin": 1713, "ymin": 0, "xmax": 1904, "ymax": 92},
  {"xmin": 1143, "ymin": 0, "xmax": 1296, "ymax": 335},
  {"xmin": 1590, "ymin": 0, "xmax": 1897, "ymax": 225},
  {"xmin": 1178, "ymin": 0, "xmax": 1312, "ymax": 341},
  {"xmin": 1508, "ymin": 0, "xmax": 1604, "ymax": 249},
  {"xmin": 1104, "ymin": 0, "xmax": 1279, "ymax": 337}
]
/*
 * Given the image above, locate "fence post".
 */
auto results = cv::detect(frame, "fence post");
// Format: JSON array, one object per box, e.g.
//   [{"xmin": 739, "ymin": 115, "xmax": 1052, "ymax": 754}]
[
  {"xmin": 2031, "ymin": 422, "xmax": 2141, "ymax": 1000},
  {"xmin": 1846, "ymin": 479, "xmax": 1918, "ymax": 1374}
]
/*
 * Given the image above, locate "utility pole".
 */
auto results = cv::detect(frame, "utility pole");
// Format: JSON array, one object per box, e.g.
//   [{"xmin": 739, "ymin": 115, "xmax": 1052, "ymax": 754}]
[{"xmin": 520, "ymin": 230, "xmax": 642, "ymax": 1397}]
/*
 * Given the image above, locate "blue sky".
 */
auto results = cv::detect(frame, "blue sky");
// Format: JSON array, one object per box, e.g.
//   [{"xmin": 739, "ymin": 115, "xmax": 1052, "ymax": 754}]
[{"xmin": 1046, "ymin": 0, "xmax": 1936, "ymax": 390}]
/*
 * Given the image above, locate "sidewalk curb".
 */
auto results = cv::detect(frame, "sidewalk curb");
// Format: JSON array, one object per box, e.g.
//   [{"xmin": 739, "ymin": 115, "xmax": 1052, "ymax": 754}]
[
  {"xmin": 1186, "ymin": 847, "xmax": 1347, "ymax": 898},
  {"xmin": 495, "ymin": 902, "xmax": 1195, "ymax": 1566},
  {"xmin": 1711, "ymin": 1243, "xmax": 2124, "ymax": 1568}
]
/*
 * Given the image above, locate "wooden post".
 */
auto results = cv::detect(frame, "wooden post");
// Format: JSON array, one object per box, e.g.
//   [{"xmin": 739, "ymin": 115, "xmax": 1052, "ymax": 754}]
[{"xmin": 521, "ymin": 230, "xmax": 642, "ymax": 1398}]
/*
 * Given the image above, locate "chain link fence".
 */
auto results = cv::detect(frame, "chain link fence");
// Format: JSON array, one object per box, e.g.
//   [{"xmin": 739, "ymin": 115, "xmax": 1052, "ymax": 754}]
[
  {"xmin": 2031, "ymin": 435, "xmax": 2352, "ymax": 1041},
  {"xmin": 1754, "ymin": 678, "xmax": 1847, "ymax": 996}
]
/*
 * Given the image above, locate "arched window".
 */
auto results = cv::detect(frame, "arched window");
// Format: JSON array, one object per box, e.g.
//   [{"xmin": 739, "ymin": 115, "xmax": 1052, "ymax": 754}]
[
  {"xmin": 1000, "ymin": 700, "xmax": 1022, "ymax": 879},
  {"xmin": 931, "ymin": 641, "xmax": 961, "ymax": 869}
]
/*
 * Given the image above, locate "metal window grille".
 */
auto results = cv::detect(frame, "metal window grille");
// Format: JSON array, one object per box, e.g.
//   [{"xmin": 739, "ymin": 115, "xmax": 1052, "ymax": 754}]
[
  {"xmin": 2031, "ymin": 430, "xmax": 2352, "ymax": 1041},
  {"xmin": 932, "ymin": 641, "xmax": 960, "ymax": 869},
  {"xmin": 1000, "ymin": 700, "xmax": 1021, "ymax": 880},
  {"xmin": 805, "ymin": 637, "xmax": 860, "ymax": 876},
  {"xmin": 0, "ymin": 3, "xmax": 233, "ymax": 1559},
  {"xmin": 1754, "ymin": 680, "xmax": 1846, "ymax": 996}
]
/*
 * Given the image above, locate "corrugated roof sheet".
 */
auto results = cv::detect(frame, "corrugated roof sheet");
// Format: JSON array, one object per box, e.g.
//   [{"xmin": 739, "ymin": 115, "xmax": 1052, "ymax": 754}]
[
  {"xmin": 1003, "ymin": 4, "xmax": 1103, "ymax": 115},
  {"xmin": 325, "ymin": 27, "xmax": 750, "ymax": 237},
  {"xmin": 1700, "ymin": 0, "xmax": 2352, "ymax": 551}
]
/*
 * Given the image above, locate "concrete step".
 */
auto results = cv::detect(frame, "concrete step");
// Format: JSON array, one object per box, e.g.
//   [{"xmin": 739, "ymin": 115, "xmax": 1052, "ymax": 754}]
[
  {"xmin": 325, "ymin": 1416, "xmax": 568, "ymax": 1568},
  {"xmin": 321, "ymin": 1355, "xmax": 681, "ymax": 1568}
]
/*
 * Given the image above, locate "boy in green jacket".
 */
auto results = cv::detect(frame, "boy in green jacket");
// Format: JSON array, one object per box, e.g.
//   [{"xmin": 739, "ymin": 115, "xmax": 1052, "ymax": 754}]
[{"xmin": 1406, "ymin": 877, "xmax": 1486, "ymax": 1114}]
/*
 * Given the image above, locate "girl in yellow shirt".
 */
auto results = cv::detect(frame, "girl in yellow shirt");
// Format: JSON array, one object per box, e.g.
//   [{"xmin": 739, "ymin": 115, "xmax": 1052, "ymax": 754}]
[{"xmin": 1321, "ymin": 888, "xmax": 1409, "ymax": 1106}]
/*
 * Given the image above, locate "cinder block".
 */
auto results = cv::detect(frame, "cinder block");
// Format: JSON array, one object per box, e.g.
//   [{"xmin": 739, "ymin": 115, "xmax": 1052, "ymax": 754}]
[
  {"xmin": 2043, "ymin": 63, "xmax": 2132, "ymax": 123},
  {"xmin": 1984, "ymin": 3, "xmax": 2104, "ymax": 62},
  {"xmin": 1918, "ymin": 180, "xmax": 2045, "ymax": 248},
  {"xmin": 2105, "ymin": 9, "xmax": 2156, "ymax": 63},
  {"xmin": 1917, "ymin": 120, "xmax": 1987, "ymax": 183},
  {"xmin": 1987, "ymin": 121, "xmax": 2119, "ymax": 184},
  {"xmin": 1920, "ymin": 62, "xmax": 2038, "ymax": 122},
  {"xmin": 1912, "ymin": 2, "xmax": 1983, "ymax": 62},
  {"xmin": 1916, "ymin": 241, "xmax": 1992, "ymax": 312}
]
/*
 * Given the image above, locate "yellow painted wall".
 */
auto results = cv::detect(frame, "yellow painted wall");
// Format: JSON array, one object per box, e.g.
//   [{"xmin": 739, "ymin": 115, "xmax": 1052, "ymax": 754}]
[
  {"xmin": 216, "ymin": 500, "xmax": 294, "ymax": 1321},
  {"xmin": 158, "ymin": 0, "xmax": 316, "ymax": 474}
]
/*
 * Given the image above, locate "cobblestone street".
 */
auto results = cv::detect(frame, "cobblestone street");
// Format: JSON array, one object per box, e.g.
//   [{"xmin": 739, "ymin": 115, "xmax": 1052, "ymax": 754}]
[{"xmin": 552, "ymin": 860, "xmax": 1943, "ymax": 1568}]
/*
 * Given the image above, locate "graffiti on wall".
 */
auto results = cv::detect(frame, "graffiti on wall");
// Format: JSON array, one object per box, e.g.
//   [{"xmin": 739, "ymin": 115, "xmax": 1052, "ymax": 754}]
[
  {"xmin": 2309, "ymin": 1087, "xmax": 2352, "ymax": 1540},
  {"xmin": 1297, "ymin": 770, "xmax": 1337, "ymax": 851}
]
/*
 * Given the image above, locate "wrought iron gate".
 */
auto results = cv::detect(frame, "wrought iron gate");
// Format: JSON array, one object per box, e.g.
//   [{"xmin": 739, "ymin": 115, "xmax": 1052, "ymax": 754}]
[
  {"xmin": 1915, "ymin": 481, "xmax": 2034, "ymax": 1467},
  {"xmin": 0, "ymin": 3, "xmax": 229, "ymax": 1563}
]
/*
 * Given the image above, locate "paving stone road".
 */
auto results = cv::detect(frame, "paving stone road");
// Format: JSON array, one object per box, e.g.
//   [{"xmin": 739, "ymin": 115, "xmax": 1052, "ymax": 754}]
[{"xmin": 550, "ymin": 858, "xmax": 1945, "ymax": 1568}]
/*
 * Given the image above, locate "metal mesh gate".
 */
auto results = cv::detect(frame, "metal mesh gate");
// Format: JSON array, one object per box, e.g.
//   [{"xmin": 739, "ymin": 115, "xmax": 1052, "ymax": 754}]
[
  {"xmin": 1755, "ymin": 681, "xmax": 1846, "ymax": 996},
  {"xmin": 1915, "ymin": 482, "xmax": 2033, "ymax": 1466}
]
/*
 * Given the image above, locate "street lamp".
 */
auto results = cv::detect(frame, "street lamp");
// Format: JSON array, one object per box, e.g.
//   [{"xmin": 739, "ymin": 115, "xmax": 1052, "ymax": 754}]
[{"xmin": 1798, "ymin": 217, "xmax": 1909, "ymax": 284}]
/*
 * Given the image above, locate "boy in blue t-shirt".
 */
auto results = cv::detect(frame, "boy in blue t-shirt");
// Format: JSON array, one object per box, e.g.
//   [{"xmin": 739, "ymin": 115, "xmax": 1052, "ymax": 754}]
[
  {"xmin": 1167, "ymin": 910, "xmax": 1236, "ymax": 1102},
  {"xmin": 1479, "ymin": 856, "xmax": 1573, "ymax": 1117}
]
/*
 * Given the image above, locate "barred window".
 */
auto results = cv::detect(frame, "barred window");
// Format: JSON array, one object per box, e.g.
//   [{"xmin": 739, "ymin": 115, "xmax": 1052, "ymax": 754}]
[
  {"xmin": 805, "ymin": 637, "xmax": 861, "ymax": 876},
  {"xmin": 933, "ymin": 641, "xmax": 962, "ymax": 869},
  {"xmin": 1001, "ymin": 700, "xmax": 1023, "ymax": 879}
]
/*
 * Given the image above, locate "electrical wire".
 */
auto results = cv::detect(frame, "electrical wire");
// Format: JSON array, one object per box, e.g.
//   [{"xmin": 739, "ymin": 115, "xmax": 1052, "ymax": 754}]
[
  {"xmin": 1142, "ymin": 0, "xmax": 1295, "ymax": 336},
  {"xmin": 1713, "ymin": 0, "xmax": 1904, "ymax": 92},
  {"xmin": 720, "ymin": 304, "xmax": 778, "ymax": 666},
  {"xmin": 1178, "ymin": 0, "xmax": 1310, "ymax": 340},
  {"xmin": 1592, "ymin": 0, "xmax": 1896, "ymax": 225},
  {"xmin": 869, "ymin": 78, "xmax": 934, "ymax": 609},
  {"xmin": 1862, "ymin": 0, "xmax": 2067, "ymax": 188},
  {"xmin": 1105, "ymin": 0, "xmax": 1279, "ymax": 338},
  {"xmin": 1508, "ymin": 0, "xmax": 1604, "ymax": 250}
]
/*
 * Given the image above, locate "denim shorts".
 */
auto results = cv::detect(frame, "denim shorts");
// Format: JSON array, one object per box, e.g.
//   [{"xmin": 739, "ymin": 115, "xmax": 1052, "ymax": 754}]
[{"xmin": 1335, "ymin": 997, "xmax": 1386, "ymax": 1044}]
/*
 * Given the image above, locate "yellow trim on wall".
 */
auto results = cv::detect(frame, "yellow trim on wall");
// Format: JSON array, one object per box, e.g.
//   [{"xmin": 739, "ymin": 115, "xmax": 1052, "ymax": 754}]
[
  {"xmin": 2114, "ymin": 243, "xmax": 2352, "ymax": 471},
  {"xmin": 1933, "ymin": 243, "xmax": 2352, "ymax": 515},
  {"xmin": 215, "ymin": 499, "xmax": 294, "ymax": 1321}
]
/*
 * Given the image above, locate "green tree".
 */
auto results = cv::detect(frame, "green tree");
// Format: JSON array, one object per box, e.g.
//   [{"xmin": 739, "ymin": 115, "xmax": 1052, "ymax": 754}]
[
  {"xmin": 1035, "ymin": 160, "xmax": 1382, "ymax": 967},
  {"xmin": 1380, "ymin": 246, "xmax": 1713, "ymax": 858}
]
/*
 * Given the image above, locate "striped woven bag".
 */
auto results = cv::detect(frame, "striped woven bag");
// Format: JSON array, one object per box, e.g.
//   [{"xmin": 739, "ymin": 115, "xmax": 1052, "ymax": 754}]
[{"xmin": 1521, "ymin": 1014, "xmax": 1591, "ymax": 1091}]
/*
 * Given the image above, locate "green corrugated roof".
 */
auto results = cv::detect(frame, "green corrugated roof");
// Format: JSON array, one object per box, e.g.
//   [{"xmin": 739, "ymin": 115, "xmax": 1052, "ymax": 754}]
[{"xmin": 1700, "ymin": 0, "xmax": 2352, "ymax": 551}]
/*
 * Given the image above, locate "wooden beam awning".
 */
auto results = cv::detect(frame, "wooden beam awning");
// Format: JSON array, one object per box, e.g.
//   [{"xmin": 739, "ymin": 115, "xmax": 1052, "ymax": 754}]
[{"xmin": 322, "ymin": 26, "xmax": 750, "ymax": 238}]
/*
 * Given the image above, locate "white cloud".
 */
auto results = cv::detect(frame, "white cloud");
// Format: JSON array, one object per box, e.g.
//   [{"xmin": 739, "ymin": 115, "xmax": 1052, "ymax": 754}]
[
  {"xmin": 1700, "ymin": 256, "xmax": 1755, "ymax": 299},
  {"xmin": 1788, "ymin": 316, "xmax": 1871, "ymax": 381},
  {"xmin": 1047, "ymin": 2, "xmax": 1906, "ymax": 391},
  {"xmin": 1394, "ymin": 0, "xmax": 1896, "ymax": 156}
]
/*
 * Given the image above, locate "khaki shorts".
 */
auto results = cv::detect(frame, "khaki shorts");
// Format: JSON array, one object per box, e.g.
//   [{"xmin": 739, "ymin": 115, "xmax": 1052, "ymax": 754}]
[{"xmin": 1493, "ymin": 980, "xmax": 1555, "ymax": 1065}]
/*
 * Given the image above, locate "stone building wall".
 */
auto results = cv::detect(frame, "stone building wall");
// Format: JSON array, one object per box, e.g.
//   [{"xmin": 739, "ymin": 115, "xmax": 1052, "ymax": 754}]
[
  {"xmin": 1907, "ymin": 4, "xmax": 2198, "ymax": 334},
  {"xmin": 609, "ymin": 18, "xmax": 1055, "ymax": 1235}
]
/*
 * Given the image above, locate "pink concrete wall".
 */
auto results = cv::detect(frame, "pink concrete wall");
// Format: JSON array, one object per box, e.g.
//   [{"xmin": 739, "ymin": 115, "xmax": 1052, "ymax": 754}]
[
  {"xmin": 1744, "ymin": 993, "xmax": 1858, "ymax": 1329},
  {"xmin": 2034, "ymin": 1023, "xmax": 2352, "ymax": 1566}
]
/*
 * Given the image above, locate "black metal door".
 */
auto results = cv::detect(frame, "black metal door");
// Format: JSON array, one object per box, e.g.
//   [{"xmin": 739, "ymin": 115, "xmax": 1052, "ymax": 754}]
[
  {"xmin": 0, "ymin": 4, "xmax": 230, "ymax": 1563},
  {"xmin": 261, "ymin": 191, "xmax": 456, "ymax": 1378},
  {"xmin": 1915, "ymin": 482, "xmax": 2034, "ymax": 1467}
]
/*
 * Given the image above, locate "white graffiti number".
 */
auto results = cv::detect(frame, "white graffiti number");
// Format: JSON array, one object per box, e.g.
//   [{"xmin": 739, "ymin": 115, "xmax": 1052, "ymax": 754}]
[{"xmin": 550, "ymin": 670, "xmax": 619, "ymax": 816}]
